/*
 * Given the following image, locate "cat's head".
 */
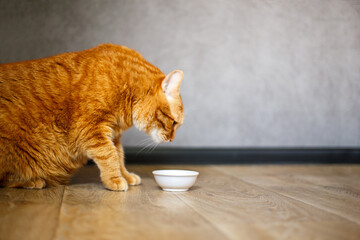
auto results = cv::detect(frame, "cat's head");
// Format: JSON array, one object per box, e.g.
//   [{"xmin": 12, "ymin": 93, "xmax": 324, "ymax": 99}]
[{"xmin": 133, "ymin": 70, "xmax": 184, "ymax": 143}]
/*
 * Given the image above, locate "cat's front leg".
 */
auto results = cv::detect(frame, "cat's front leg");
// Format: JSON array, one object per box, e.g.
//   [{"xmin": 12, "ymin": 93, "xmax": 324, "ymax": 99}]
[
  {"xmin": 113, "ymin": 138, "xmax": 141, "ymax": 186},
  {"xmin": 85, "ymin": 137, "xmax": 128, "ymax": 191}
]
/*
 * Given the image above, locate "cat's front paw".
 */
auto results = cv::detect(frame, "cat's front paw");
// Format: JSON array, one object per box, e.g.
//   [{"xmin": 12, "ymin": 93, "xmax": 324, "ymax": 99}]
[
  {"xmin": 125, "ymin": 173, "xmax": 141, "ymax": 186},
  {"xmin": 103, "ymin": 176, "xmax": 128, "ymax": 191}
]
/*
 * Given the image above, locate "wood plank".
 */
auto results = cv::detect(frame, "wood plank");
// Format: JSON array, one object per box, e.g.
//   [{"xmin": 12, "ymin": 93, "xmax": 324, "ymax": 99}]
[
  {"xmin": 0, "ymin": 186, "xmax": 65, "ymax": 240},
  {"xmin": 216, "ymin": 165, "xmax": 360, "ymax": 224},
  {"xmin": 2, "ymin": 165, "xmax": 359, "ymax": 240},
  {"xmin": 210, "ymin": 164, "xmax": 360, "ymax": 177},
  {"xmin": 54, "ymin": 165, "xmax": 227, "ymax": 240},
  {"xmin": 228, "ymin": 221, "xmax": 360, "ymax": 240},
  {"xmin": 141, "ymin": 165, "xmax": 360, "ymax": 240}
]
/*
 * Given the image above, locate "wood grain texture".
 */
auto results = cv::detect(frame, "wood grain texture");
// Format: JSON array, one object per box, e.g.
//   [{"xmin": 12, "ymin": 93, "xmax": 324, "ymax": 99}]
[
  {"xmin": 142, "ymin": 165, "xmax": 360, "ymax": 240},
  {"xmin": 215, "ymin": 165, "xmax": 360, "ymax": 224},
  {"xmin": 0, "ymin": 186, "xmax": 64, "ymax": 240},
  {"xmin": 53, "ymin": 166, "xmax": 226, "ymax": 240},
  {"xmin": 0, "ymin": 164, "xmax": 359, "ymax": 240},
  {"xmin": 214, "ymin": 165, "xmax": 360, "ymax": 239}
]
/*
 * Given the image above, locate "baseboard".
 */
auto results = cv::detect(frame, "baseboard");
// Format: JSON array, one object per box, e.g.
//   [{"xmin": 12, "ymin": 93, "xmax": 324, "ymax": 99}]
[{"xmin": 101, "ymin": 147, "xmax": 360, "ymax": 165}]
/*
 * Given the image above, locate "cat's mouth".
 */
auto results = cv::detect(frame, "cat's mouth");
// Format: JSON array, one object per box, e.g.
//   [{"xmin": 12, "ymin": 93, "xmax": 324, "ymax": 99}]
[{"xmin": 150, "ymin": 129, "xmax": 168, "ymax": 143}]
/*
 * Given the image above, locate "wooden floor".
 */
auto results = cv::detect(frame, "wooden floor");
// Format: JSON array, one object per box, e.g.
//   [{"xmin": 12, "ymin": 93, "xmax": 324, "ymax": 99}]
[{"xmin": 0, "ymin": 165, "xmax": 360, "ymax": 240}]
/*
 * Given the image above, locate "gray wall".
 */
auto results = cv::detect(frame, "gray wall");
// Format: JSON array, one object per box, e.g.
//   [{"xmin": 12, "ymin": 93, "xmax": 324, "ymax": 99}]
[{"xmin": 1, "ymin": 0, "xmax": 360, "ymax": 147}]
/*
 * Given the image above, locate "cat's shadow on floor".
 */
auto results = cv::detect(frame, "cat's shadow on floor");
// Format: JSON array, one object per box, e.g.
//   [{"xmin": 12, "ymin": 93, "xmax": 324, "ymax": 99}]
[
  {"xmin": 69, "ymin": 165, "xmax": 101, "ymax": 185},
  {"xmin": 70, "ymin": 166, "xmax": 201, "ymax": 192},
  {"xmin": 69, "ymin": 165, "xmax": 147, "ymax": 185}
]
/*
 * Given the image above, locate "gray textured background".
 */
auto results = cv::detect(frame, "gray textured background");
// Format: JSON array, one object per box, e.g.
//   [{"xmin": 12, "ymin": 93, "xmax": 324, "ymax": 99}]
[{"xmin": 1, "ymin": 0, "xmax": 360, "ymax": 147}]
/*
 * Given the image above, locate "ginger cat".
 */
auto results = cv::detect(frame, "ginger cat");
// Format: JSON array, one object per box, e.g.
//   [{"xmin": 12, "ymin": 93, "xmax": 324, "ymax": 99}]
[{"xmin": 0, "ymin": 44, "xmax": 184, "ymax": 191}]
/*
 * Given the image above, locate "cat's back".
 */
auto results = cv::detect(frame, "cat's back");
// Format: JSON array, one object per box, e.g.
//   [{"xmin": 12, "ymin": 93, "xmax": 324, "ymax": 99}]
[
  {"xmin": 0, "ymin": 44, "xmax": 163, "ymax": 119},
  {"xmin": 0, "ymin": 51, "xmax": 79, "ymax": 89},
  {"xmin": 0, "ymin": 51, "xmax": 83, "ymax": 136},
  {"xmin": 88, "ymin": 44, "xmax": 164, "ymax": 76},
  {"xmin": 0, "ymin": 43, "xmax": 161, "ymax": 90}
]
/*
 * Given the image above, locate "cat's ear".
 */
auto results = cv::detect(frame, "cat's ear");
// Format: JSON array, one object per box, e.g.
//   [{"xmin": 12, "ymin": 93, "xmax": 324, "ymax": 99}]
[{"xmin": 162, "ymin": 70, "xmax": 183, "ymax": 98}]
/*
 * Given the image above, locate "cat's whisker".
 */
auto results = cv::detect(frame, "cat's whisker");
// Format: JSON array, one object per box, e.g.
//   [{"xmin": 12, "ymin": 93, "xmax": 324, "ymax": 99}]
[
  {"xmin": 136, "ymin": 138, "xmax": 151, "ymax": 146},
  {"xmin": 136, "ymin": 145, "xmax": 149, "ymax": 155},
  {"xmin": 136, "ymin": 138, "xmax": 147, "ymax": 145},
  {"xmin": 136, "ymin": 137, "xmax": 153, "ymax": 148},
  {"xmin": 145, "ymin": 143, "xmax": 154, "ymax": 153},
  {"xmin": 135, "ymin": 138, "xmax": 159, "ymax": 156},
  {"xmin": 148, "ymin": 142, "xmax": 159, "ymax": 153},
  {"xmin": 136, "ymin": 140, "xmax": 155, "ymax": 155},
  {"xmin": 146, "ymin": 141, "xmax": 158, "ymax": 153}
]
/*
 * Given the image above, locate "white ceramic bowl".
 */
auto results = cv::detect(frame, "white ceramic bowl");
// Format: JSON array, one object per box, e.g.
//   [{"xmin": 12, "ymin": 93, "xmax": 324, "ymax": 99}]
[{"xmin": 152, "ymin": 169, "xmax": 199, "ymax": 191}]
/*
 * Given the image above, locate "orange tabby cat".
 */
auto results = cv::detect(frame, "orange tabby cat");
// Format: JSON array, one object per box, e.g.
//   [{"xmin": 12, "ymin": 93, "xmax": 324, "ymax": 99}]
[{"xmin": 0, "ymin": 43, "xmax": 184, "ymax": 191}]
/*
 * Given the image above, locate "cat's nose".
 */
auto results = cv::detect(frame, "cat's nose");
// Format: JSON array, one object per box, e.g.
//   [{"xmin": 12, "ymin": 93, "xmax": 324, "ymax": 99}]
[{"xmin": 170, "ymin": 131, "xmax": 176, "ymax": 142}]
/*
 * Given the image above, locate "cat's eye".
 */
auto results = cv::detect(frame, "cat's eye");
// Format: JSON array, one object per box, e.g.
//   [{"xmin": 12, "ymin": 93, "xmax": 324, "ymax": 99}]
[{"xmin": 173, "ymin": 121, "xmax": 177, "ymax": 126}]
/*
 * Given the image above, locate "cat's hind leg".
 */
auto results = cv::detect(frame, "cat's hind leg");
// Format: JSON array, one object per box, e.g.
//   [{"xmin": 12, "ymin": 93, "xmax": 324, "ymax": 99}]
[
  {"xmin": 22, "ymin": 178, "xmax": 46, "ymax": 189},
  {"xmin": 6, "ymin": 177, "xmax": 46, "ymax": 189}
]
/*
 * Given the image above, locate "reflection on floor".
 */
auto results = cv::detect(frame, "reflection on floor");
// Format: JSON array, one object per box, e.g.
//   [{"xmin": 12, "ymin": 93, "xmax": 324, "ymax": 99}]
[{"xmin": 1, "ymin": 164, "xmax": 360, "ymax": 240}]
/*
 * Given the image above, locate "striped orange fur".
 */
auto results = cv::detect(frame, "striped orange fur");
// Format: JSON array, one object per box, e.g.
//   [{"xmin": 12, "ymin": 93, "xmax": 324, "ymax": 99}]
[{"xmin": 0, "ymin": 44, "xmax": 184, "ymax": 191}]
